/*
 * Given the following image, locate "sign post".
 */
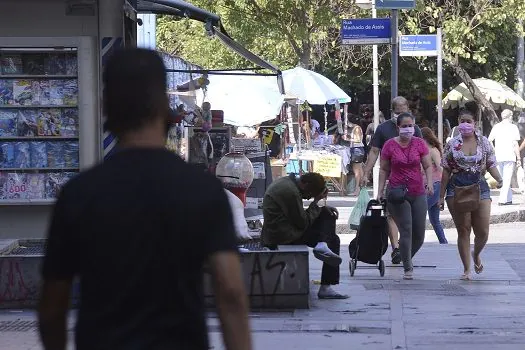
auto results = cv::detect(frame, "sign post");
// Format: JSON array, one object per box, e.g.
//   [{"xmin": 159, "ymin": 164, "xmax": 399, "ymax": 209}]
[
  {"xmin": 376, "ymin": 0, "xmax": 416, "ymax": 101},
  {"xmin": 399, "ymin": 32, "xmax": 443, "ymax": 144}
]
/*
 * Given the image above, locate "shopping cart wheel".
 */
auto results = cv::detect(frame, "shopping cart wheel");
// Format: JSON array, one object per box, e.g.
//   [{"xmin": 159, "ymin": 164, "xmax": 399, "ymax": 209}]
[
  {"xmin": 379, "ymin": 259, "xmax": 385, "ymax": 277},
  {"xmin": 349, "ymin": 260, "xmax": 356, "ymax": 277}
]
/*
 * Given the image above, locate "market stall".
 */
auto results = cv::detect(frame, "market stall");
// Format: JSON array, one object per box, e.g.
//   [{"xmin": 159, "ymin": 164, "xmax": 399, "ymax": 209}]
[{"xmin": 282, "ymin": 67, "xmax": 352, "ymax": 195}]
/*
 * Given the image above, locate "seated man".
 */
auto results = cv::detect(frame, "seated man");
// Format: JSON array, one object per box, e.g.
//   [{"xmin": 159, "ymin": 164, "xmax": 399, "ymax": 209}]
[{"xmin": 261, "ymin": 172, "xmax": 348, "ymax": 300}]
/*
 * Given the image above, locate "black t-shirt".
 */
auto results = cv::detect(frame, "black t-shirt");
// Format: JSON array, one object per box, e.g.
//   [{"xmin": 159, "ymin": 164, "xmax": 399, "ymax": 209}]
[
  {"xmin": 370, "ymin": 119, "xmax": 423, "ymax": 150},
  {"xmin": 42, "ymin": 148, "xmax": 238, "ymax": 350}
]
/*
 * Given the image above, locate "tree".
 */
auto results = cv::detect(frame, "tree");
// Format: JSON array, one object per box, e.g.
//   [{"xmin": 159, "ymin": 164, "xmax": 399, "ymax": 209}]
[
  {"xmin": 401, "ymin": 0, "xmax": 525, "ymax": 125},
  {"xmin": 157, "ymin": 0, "xmax": 370, "ymax": 70}
]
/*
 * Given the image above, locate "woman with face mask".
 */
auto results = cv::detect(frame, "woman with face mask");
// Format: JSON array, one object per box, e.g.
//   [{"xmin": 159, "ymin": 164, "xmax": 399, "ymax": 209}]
[
  {"xmin": 377, "ymin": 113, "xmax": 434, "ymax": 280},
  {"xmin": 440, "ymin": 109, "xmax": 503, "ymax": 281}
]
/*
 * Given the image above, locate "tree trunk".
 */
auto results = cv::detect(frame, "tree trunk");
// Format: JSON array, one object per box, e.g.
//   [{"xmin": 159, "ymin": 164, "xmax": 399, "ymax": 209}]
[
  {"xmin": 450, "ymin": 62, "xmax": 499, "ymax": 127},
  {"xmin": 516, "ymin": 19, "xmax": 524, "ymax": 98}
]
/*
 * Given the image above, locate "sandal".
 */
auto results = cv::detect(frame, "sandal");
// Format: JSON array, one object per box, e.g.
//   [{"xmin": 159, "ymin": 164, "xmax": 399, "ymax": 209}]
[{"xmin": 472, "ymin": 251, "xmax": 484, "ymax": 274}]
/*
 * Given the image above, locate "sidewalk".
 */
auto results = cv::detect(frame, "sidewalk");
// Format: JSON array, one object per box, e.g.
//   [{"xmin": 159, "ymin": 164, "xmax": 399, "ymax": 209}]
[
  {"xmin": 2, "ymin": 223, "xmax": 525, "ymax": 350},
  {"xmin": 328, "ymin": 190, "xmax": 525, "ymax": 234}
]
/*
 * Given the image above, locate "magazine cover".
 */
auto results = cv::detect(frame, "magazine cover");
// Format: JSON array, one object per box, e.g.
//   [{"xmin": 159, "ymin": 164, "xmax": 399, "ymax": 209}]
[
  {"xmin": 60, "ymin": 109, "xmax": 78, "ymax": 137},
  {"xmin": 17, "ymin": 110, "xmax": 38, "ymax": 137},
  {"xmin": 6, "ymin": 172, "xmax": 29, "ymax": 199},
  {"xmin": 0, "ymin": 79, "xmax": 13, "ymax": 105},
  {"xmin": 13, "ymin": 80, "xmax": 33, "ymax": 106},
  {"xmin": 0, "ymin": 110, "xmax": 17, "ymax": 136},
  {"xmin": 1, "ymin": 54, "xmax": 23, "ymax": 75},
  {"xmin": 63, "ymin": 80, "xmax": 78, "ymax": 106}
]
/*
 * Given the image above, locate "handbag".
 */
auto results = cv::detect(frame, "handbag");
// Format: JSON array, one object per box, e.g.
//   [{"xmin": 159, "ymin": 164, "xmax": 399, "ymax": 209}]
[
  {"xmin": 387, "ymin": 184, "xmax": 408, "ymax": 204},
  {"xmin": 452, "ymin": 174, "xmax": 481, "ymax": 212}
]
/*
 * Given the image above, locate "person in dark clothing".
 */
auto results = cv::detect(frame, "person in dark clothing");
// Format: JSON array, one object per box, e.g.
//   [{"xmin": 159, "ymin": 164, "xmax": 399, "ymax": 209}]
[
  {"xmin": 262, "ymin": 172, "xmax": 348, "ymax": 299},
  {"xmin": 38, "ymin": 48, "xmax": 251, "ymax": 350}
]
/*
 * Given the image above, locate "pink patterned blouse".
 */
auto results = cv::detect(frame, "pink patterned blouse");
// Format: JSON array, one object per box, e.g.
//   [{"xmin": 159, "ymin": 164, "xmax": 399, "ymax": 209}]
[{"xmin": 441, "ymin": 131, "xmax": 496, "ymax": 173}]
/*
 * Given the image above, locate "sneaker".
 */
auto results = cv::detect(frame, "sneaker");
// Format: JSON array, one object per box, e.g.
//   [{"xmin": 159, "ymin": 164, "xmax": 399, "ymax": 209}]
[
  {"xmin": 313, "ymin": 249, "xmax": 342, "ymax": 267},
  {"xmin": 391, "ymin": 248, "xmax": 401, "ymax": 264},
  {"xmin": 318, "ymin": 286, "xmax": 349, "ymax": 300},
  {"xmin": 403, "ymin": 270, "xmax": 413, "ymax": 280}
]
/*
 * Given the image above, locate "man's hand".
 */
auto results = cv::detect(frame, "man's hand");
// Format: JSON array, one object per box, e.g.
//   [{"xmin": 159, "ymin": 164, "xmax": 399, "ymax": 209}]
[
  {"xmin": 496, "ymin": 179, "xmax": 503, "ymax": 189},
  {"xmin": 326, "ymin": 206, "xmax": 339, "ymax": 219}
]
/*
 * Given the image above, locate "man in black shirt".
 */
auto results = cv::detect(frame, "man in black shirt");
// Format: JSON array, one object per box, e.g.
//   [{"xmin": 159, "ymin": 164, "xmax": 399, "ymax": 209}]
[
  {"xmin": 362, "ymin": 96, "xmax": 422, "ymax": 265},
  {"xmin": 38, "ymin": 48, "xmax": 251, "ymax": 350}
]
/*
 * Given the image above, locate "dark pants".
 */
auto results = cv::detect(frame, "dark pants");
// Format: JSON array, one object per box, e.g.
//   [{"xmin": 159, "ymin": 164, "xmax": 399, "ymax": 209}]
[{"xmin": 291, "ymin": 208, "xmax": 340, "ymax": 285}]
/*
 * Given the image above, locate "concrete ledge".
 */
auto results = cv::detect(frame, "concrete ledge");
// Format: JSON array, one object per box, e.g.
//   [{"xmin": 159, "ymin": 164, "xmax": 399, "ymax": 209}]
[
  {"xmin": 204, "ymin": 245, "xmax": 310, "ymax": 309},
  {"xmin": 0, "ymin": 240, "xmax": 310, "ymax": 310}
]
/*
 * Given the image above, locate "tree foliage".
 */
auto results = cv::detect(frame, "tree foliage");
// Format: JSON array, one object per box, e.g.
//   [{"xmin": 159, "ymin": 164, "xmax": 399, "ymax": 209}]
[{"xmin": 157, "ymin": 0, "xmax": 525, "ymax": 117}]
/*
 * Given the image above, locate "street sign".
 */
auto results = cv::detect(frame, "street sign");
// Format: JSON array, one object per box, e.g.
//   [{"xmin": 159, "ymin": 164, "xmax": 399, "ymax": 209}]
[
  {"xmin": 341, "ymin": 18, "xmax": 391, "ymax": 45},
  {"xmin": 376, "ymin": 0, "xmax": 415, "ymax": 9},
  {"xmin": 399, "ymin": 34, "xmax": 438, "ymax": 56}
]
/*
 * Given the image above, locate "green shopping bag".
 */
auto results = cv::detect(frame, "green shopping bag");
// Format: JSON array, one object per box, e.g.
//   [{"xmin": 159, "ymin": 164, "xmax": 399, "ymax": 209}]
[{"xmin": 348, "ymin": 188, "xmax": 371, "ymax": 230}]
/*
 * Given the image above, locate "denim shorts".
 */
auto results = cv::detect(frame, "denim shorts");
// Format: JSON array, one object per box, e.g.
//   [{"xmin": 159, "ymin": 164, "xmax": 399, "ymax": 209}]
[{"xmin": 445, "ymin": 172, "xmax": 491, "ymax": 200}]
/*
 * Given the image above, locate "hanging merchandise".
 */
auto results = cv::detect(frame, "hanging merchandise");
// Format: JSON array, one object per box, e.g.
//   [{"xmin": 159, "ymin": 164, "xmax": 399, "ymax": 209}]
[
  {"xmin": 335, "ymin": 101, "xmax": 343, "ymax": 134},
  {"xmin": 324, "ymin": 106, "xmax": 328, "ymax": 137}
]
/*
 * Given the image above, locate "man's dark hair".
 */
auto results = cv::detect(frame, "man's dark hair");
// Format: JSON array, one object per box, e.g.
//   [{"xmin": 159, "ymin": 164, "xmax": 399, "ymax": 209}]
[
  {"xmin": 103, "ymin": 48, "xmax": 169, "ymax": 137},
  {"xmin": 300, "ymin": 172, "xmax": 326, "ymax": 196}
]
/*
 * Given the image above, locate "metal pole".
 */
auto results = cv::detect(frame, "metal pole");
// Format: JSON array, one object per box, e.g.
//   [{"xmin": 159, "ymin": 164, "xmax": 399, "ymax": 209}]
[
  {"xmin": 390, "ymin": 9, "xmax": 399, "ymax": 100},
  {"xmin": 373, "ymin": 0, "xmax": 380, "ymax": 198},
  {"xmin": 437, "ymin": 28, "xmax": 443, "ymax": 144},
  {"xmin": 297, "ymin": 103, "xmax": 303, "ymax": 175}
]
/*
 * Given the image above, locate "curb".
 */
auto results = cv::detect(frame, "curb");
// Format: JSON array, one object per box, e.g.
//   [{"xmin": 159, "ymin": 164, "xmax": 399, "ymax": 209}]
[{"xmin": 336, "ymin": 209, "xmax": 525, "ymax": 235}]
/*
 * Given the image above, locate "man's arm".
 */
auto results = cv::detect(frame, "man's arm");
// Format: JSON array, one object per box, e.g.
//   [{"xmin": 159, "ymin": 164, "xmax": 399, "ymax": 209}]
[
  {"xmin": 283, "ymin": 189, "xmax": 322, "ymax": 232},
  {"xmin": 209, "ymin": 252, "xmax": 251, "ymax": 350},
  {"xmin": 39, "ymin": 280, "xmax": 72, "ymax": 350},
  {"xmin": 514, "ymin": 140, "xmax": 521, "ymax": 166},
  {"xmin": 39, "ymin": 191, "xmax": 76, "ymax": 350},
  {"xmin": 202, "ymin": 180, "xmax": 252, "ymax": 350},
  {"xmin": 520, "ymin": 138, "xmax": 525, "ymax": 152}
]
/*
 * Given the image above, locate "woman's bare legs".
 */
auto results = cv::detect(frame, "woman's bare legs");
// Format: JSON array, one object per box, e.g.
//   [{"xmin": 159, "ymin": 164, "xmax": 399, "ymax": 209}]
[
  {"xmin": 447, "ymin": 199, "xmax": 472, "ymax": 277},
  {"xmin": 352, "ymin": 162, "xmax": 363, "ymax": 196},
  {"xmin": 470, "ymin": 199, "xmax": 491, "ymax": 273}
]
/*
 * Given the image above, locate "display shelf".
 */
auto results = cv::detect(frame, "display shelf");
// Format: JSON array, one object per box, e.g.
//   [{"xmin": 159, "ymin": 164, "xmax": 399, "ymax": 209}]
[
  {"xmin": 0, "ymin": 167, "xmax": 79, "ymax": 172},
  {"xmin": 0, "ymin": 198, "xmax": 56, "ymax": 206},
  {"xmin": 0, "ymin": 136, "xmax": 78, "ymax": 141},
  {"xmin": 0, "ymin": 105, "xmax": 78, "ymax": 109},
  {"xmin": 0, "ymin": 46, "xmax": 80, "ymax": 204}
]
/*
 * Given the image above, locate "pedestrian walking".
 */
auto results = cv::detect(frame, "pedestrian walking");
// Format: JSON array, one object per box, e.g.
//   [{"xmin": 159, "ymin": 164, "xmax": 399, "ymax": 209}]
[
  {"xmin": 488, "ymin": 109, "xmax": 521, "ymax": 205},
  {"xmin": 362, "ymin": 96, "xmax": 423, "ymax": 265},
  {"xmin": 377, "ymin": 113, "xmax": 434, "ymax": 280},
  {"xmin": 440, "ymin": 108, "xmax": 503, "ymax": 281},
  {"xmin": 421, "ymin": 127, "xmax": 447, "ymax": 244},
  {"xmin": 38, "ymin": 48, "xmax": 251, "ymax": 350}
]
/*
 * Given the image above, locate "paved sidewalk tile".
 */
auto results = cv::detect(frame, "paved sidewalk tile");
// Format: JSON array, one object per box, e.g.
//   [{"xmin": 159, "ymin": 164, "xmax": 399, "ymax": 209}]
[{"xmin": 2, "ymin": 223, "xmax": 525, "ymax": 350}]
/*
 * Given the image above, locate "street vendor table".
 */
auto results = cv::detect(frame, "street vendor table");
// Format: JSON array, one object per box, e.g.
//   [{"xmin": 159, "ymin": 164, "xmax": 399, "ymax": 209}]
[{"xmin": 289, "ymin": 148, "xmax": 349, "ymax": 196}]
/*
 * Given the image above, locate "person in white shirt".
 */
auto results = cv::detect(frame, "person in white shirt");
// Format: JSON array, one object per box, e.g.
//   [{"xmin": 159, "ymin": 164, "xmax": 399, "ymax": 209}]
[{"xmin": 488, "ymin": 109, "xmax": 522, "ymax": 205}]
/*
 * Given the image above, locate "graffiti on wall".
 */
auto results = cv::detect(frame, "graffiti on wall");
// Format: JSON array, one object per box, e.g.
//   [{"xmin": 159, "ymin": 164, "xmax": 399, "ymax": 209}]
[{"xmin": 0, "ymin": 259, "xmax": 30, "ymax": 302}]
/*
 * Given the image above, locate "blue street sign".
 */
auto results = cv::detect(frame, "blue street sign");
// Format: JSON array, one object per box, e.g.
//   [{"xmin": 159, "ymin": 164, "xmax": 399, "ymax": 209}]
[
  {"xmin": 376, "ymin": 0, "xmax": 416, "ymax": 9},
  {"xmin": 341, "ymin": 18, "xmax": 391, "ymax": 45},
  {"xmin": 399, "ymin": 34, "xmax": 439, "ymax": 56}
]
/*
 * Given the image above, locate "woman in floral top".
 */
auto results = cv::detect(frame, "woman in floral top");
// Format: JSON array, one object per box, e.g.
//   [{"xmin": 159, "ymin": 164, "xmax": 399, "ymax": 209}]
[{"xmin": 439, "ymin": 109, "xmax": 503, "ymax": 281}]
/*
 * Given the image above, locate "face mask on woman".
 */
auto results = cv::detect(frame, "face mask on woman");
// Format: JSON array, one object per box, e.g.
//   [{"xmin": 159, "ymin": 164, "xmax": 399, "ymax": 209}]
[
  {"xmin": 399, "ymin": 126, "xmax": 415, "ymax": 139},
  {"xmin": 458, "ymin": 122, "xmax": 475, "ymax": 136}
]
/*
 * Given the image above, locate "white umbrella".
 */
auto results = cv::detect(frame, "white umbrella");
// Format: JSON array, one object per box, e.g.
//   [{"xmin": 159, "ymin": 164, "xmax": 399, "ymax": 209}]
[
  {"xmin": 443, "ymin": 78, "xmax": 525, "ymax": 110},
  {"xmin": 282, "ymin": 66, "xmax": 351, "ymax": 105},
  {"xmin": 176, "ymin": 72, "xmax": 284, "ymax": 127}
]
